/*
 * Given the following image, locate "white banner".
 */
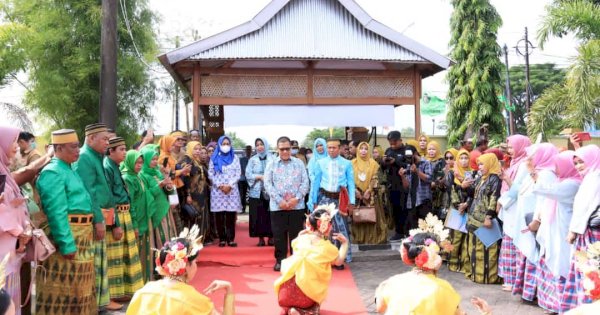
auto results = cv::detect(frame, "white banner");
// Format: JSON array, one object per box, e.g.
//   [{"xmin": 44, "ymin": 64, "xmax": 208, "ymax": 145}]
[{"xmin": 223, "ymin": 105, "xmax": 395, "ymax": 127}]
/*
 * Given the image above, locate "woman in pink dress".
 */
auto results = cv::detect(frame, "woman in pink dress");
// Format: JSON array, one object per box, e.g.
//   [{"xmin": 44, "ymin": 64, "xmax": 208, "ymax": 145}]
[{"xmin": 0, "ymin": 126, "xmax": 33, "ymax": 315}]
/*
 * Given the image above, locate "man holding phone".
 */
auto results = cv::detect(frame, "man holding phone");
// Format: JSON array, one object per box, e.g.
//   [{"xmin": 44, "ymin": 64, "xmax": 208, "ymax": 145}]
[{"xmin": 382, "ymin": 131, "xmax": 411, "ymax": 241}]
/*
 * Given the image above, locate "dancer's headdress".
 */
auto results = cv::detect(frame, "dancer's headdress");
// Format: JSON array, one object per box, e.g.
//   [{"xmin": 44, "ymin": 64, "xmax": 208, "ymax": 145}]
[
  {"xmin": 574, "ymin": 241, "xmax": 600, "ymax": 300},
  {"xmin": 401, "ymin": 214, "xmax": 453, "ymax": 271},
  {"xmin": 155, "ymin": 225, "xmax": 204, "ymax": 277}
]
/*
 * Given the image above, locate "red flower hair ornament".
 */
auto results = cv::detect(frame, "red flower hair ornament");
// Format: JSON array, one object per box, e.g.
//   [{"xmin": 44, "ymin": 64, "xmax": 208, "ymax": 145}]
[
  {"xmin": 575, "ymin": 241, "xmax": 600, "ymax": 301},
  {"xmin": 154, "ymin": 225, "xmax": 204, "ymax": 278},
  {"xmin": 399, "ymin": 214, "xmax": 454, "ymax": 272}
]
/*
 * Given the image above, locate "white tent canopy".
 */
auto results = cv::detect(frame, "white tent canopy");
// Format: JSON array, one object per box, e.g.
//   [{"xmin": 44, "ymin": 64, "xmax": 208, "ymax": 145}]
[{"xmin": 223, "ymin": 105, "xmax": 395, "ymax": 127}]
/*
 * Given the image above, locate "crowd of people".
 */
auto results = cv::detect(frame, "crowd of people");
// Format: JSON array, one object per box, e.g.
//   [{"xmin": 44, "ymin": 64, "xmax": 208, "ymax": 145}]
[{"xmin": 0, "ymin": 123, "xmax": 599, "ymax": 314}]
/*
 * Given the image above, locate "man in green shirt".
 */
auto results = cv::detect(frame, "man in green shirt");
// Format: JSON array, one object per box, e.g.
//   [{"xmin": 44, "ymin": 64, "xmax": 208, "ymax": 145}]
[
  {"xmin": 73, "ymin": 123, "xmax": 123, "ymax": 311},
  {"xmin": 36, "ymin": 129, "xmax": 97, "ymax": 315},
  {"xmin": 103, "ymin": 137, "xmax": 144, "ymax": 301}
]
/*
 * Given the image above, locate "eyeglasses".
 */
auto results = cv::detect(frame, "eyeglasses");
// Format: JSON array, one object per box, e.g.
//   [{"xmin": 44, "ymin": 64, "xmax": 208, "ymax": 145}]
[
  {"xmin": 445, "ymin": 156, "xmax": 454, "ymax": 160},
  {"xmin": 278, "ymin": 147, "xmax": 291, "ymax": 152}
]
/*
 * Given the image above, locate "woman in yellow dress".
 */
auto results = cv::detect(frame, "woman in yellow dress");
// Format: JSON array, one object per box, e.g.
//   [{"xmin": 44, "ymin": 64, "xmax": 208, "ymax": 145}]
[
  {"xmin": 375, "ymin": 213, "xmax": 462, "ymax": 315},
  {"xmin": 127, "ymin": 226, "xmax": 235, "ymax": 315},
  {"xmin": 351, "ymin": 142, "xmax": 388, "ymax": 244},
  {"xmin": 274, "ymin": 204, "xmax": 349, "ymax": 315}
]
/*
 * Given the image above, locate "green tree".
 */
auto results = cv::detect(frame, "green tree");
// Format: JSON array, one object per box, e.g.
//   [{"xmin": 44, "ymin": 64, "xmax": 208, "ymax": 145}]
[
  {"xmin": 225, "ymin": 132, "xmax": 247, "ymax": 149},
  {"xmin": 529, "ymin": 0, "xmax": 600, "ymax": 137},
  {"xmin": 0, "ymin": 0, "xmax": 158, "ymax": 144},
  {"xmin": 400, "ymin": 127, "xmax": 415, "ymax": 137},
  {"xmin": 302, "ymin": 127, "xmax": 345, "ymax": 148},
  {"xmin": 507, "ymin": 63, "xmax": 565, "ymax": 134},
  {"xmin": 446, "ymin": 0, "xmax": 505, "ymax": 145}
]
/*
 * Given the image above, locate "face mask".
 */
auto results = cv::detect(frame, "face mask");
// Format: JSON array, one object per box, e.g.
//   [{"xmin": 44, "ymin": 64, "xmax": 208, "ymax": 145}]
[
  {"xmin": 291, "ymin": 149, "xmax": 299, "ymax": 155},
  {"xmin": 306, "ymin": 154, "xmax": 313, "ymax": 160},
  {"xmin": 30, "ymin": 142, "xmax": 37, "ymax": 150},
  {"xmin": 220, "ymin": 145, "xmax": 231, "ymax": 154}
]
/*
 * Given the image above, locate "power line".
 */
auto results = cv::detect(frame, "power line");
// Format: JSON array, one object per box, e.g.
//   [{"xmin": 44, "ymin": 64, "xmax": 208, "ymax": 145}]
[{"xmin": 119, "ymin": 0, "xmax": 166, "ymax": 74}]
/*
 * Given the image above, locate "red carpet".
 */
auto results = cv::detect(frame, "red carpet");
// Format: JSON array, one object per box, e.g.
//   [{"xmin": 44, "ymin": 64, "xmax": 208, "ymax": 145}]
[{"xmin": 191, "ymin": 222, "xmax": 368, "ymax": 314}]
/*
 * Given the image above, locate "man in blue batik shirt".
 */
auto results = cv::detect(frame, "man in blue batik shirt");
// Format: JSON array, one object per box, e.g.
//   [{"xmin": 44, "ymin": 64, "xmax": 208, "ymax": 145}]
[
  {"xmin": 264, "ymin": 136, "xmax": 310, "ymax": 272},
  {"xmin": 308, "ymin": 138, "xmax": 355, "ymax": 269}
]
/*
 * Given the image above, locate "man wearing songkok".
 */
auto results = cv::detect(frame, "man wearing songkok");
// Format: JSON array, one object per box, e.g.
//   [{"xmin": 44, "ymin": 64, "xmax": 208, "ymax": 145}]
[
  {"xmin": 35, "ymin": 129, "xmax": 97, "ymax": 314},
  {"xmin": 307, "ymin": 138, "xmax": 355, "ymax": 269},
  {"xmin": 73, "ymin": 123, "xmax": 123, "ymax": 311},
  {"xmin": 103, "ymin": 137, "xmax": 144, "ymax": 301}
]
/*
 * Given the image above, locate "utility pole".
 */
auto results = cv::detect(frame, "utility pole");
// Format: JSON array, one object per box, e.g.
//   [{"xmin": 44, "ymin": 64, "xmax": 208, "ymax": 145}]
[
  {"xmin": 503, "ymin": 44, "xmax": 515, "ymax": 135},
  {"xmin": 99, "ymin": 0, "xmax": 118, "ymax": 130},
  {"xmin": 516, "ymin": 27, "xmax": 534, "ymax": 114},
  {"xmin": 524, "ymin": 27, "xmax": 531, "ymax": 113}
]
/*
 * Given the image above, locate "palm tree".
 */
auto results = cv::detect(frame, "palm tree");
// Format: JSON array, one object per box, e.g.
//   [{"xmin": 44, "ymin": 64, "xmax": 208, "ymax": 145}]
[
  {"xmin": 446, "ymin": 0, "xmax": 505, "ymax": 145},
  {"xmin": 528, "ymin": 0, "xmax": 600, "ymax": 137},
  {"xmin": 0, "ymin": 102, "xmax": 34, "ymax": 131}
]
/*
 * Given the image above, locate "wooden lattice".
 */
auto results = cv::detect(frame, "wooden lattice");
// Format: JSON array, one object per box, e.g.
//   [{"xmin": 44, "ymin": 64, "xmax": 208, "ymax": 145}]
[
  {"xmin": 313, "ymin": 75, "xmax": 413, "ymax": 98},
  {"xmin": 201, "ymin": 74, "xmax": 308, "ymax": 98}
]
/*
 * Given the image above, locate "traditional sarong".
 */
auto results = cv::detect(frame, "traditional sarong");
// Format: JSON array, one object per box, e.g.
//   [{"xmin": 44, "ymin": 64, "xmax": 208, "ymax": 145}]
[
  {"xmin": 138, "ymin": 219, "xmax": 155, "ymax": 283},
  {"xmin": 465, "ymin": 232, "xmax": 501, "ymax": 284},
  {"xmin": 5, "ymin": 272, "xmax": 21, "ymax": 315},
  {"xmin": 536, "ymin": 256, "xmax": 566, "ymax": 313},
  {"xmin": 36, "ymin": 223, "xmax": 97, "ymax": 315},
  {"xmin": 278, "ymin": 276, "xmax": 318, "ymax": 314},
  {"xmin": 317, "ymin": 194, "xmax": 352, "ymax": 262},
  {"xmin": 498, "ymin": 234, "xmax": 518, "ymax": 286},
  {"xmin": 95, "ymin": 237, "xmax": 110, "ymax": 307},
  {"xmin": 153, "ymin": 209, "xmax": 178, "ymax": 247},
  {"xmin": 561, "ymin": 226, "xmax": 600, "ymax": 311},
  {"xmin": 448, "ymin": 229, "xmax": 468, "ymax": 273},
  {"xmin": 512, "ymin": 250, "xmax": 538, "ymax": 301},
  {"xmin": 106, "ymin": 209, "xmax": 144, "ymax": 298}
]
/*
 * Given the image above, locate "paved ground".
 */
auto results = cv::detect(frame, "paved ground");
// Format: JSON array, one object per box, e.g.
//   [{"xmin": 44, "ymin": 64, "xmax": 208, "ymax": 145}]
[
  {"xmin": 104, "ymin": 213, "xmax": 546, "ymax": 314},
  {"xmin": 350, "ymin": 259, "xmax": 545, "ymax": 315}
]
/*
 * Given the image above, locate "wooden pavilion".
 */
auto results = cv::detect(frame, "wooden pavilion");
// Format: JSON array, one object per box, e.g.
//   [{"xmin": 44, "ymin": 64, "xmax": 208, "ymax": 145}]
[{"xmin": 159, "ymin": 0, "xmax": 452, "ymax": 141}]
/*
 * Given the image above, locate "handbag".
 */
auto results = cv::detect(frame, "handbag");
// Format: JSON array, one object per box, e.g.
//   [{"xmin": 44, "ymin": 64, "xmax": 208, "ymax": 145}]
[
  {"xmin": 589, "ymin": 206, "xmax": 600, "ymax": 228},
  {"xmin": 353, "ymin": 199, "xmax": 377, "ymax": 224},
  {"xmin": 24, "ymin": 220, "xmax": 56, "ymax": 263},
  {"xmin": 181, "ymin": 203, "xmax": 199, "ymax": 221}
]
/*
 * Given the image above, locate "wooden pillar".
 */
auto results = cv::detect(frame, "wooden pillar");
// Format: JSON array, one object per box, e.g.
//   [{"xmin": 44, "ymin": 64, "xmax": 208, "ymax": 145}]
[
  {"xmin": 413, "ymin": 66, "xmax": 422, "ymax": 138},
  {"xmin": 192, "ymin": 64, "xmax": 201, "ymax": 129},
  {"xmin": 307, "ymin": 61, "xmax": 314, "ymax": 104}
]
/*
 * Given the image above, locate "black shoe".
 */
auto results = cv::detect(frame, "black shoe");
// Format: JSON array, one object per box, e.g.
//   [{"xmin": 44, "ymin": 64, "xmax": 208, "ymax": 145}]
[
  {"xmin": 219, "ymin": 241, "xmax": 226, "ymax": 247},
  {"xmin": 333, "ymin": 264, "xmax": 345, "ymax": 270},
  {"xmin": 274, "ymin": 262, "xmax": 281, "ymax": 271},
  {"xmin": 267, "ymin": 238, "xmax": 274, "ymax": 246},
  {"xmin": 227, "ymin": 242, "xmax": 237, "ymax": 247},
  {"xmin": 257, "ymin": 239, "xmax": 265, "ymax": 247},
  {"xmin": 389, "ymin": 233, "xmax": 404, "ymax": 242}
]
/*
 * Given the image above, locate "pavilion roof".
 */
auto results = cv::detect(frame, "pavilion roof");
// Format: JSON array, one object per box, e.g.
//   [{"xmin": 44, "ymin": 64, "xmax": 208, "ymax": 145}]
[{"xmin": 159, "ymin": 0, "xmax": 452, "ymax": 70}]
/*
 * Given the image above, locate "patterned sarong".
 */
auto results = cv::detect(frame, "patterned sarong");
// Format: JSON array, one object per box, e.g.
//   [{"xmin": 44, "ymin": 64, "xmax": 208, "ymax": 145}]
[
  {"xmin": 106, "ymin": 210, "xmax": 144, "ymax": 298},
  {"xmin": 536, "ymin": 256, "xmax": 566, "ymax": 313},
  {"xmin": 153, "ymin": 210, "xmax": 178, "ymax": 247},
  {"xmin": 512, "ymin": 250, "xmax": 538, "ymax": 301},
  {"xmin": 498, "ymin": 234, "xmax": 518, "ymax": 286},
  {"xmin": 465, "ymin": 232, "xmax": 501, "ymax": 284},
  {"xmin": 561, "ymin": 226, "xmax": 600, "ymax": 311},
  {"xmin": 95, "ymin": 232, "xmax": 110, "ymax": 307},
  {"xmin": 138, "ymin": 219, "xmax": 155, "ymax": 283},
  {"xmin": 317, "ymin": 193, "xmax": 352, "ymax": 263},
  {"xmin": 448, "ymin": 229, "xmax": 468, "ymax": 273},
  {"xmin": 36, "ymin": 223, "xmax": 97, "ymax": 315}
]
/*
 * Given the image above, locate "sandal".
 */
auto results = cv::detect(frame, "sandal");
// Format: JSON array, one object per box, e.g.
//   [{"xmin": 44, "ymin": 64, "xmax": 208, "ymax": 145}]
[{"xmin": 228, "ymin": 242, "xmax": 238, "ymax": 247}]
